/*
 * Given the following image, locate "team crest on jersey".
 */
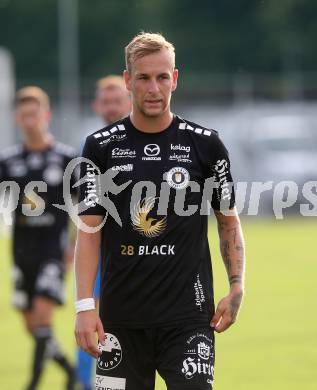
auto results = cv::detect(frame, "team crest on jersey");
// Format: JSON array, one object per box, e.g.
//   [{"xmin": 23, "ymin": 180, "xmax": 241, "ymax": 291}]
[
  {"xmin": 97, "ymin": 333, "xmax": 122, "ymax": 371},
  {"xmin": 181, "ymin": 332, "xmax": 214, "ymax": 383},
  {"xmin": 131, "ymin": 197, "xmax": 167, "ymax": 238},
  {"xmin": 166, "ymin": 167, "xmax": 190, "ymax": 190}
]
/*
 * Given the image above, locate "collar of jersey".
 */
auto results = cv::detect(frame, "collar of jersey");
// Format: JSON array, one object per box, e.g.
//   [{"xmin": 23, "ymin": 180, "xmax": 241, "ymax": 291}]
[{"xmin": 125, "ymin": 114, "xmax": 177, "ymax": 136}]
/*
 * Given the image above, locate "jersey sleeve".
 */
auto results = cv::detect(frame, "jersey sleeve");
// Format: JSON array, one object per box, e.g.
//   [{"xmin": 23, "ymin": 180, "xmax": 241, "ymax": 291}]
[
  {"xmin": 78, "ymin": 136, "xmax": 107, "ymax": 216},
  {"xmin": 208, "ymin": 135, "xmax": 236, "ymax": 211}
]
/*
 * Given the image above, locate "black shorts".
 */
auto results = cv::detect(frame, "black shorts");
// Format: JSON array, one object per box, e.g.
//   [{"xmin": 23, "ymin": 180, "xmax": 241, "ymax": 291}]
[
  {"xmin": 96, "ymin": 324, "xmax": 215, "ymax": 390},
  {"xmin": 11, "ymin": 259, "xmax": 65, "ymax": 311}
]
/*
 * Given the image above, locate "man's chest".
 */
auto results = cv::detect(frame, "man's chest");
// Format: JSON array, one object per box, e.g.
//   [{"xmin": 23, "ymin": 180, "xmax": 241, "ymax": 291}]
[
  {"xmin": 105, "ymin": 135, "xmax": 206, "ymax": 188},
  {"xmin": 6, "ymin": 153, "xmax": 66, "ymax": 191}
]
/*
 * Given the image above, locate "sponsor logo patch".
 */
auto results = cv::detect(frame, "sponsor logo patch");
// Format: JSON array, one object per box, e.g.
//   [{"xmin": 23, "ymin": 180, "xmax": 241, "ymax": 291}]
[
  {"xmin": 84, "ymin": 164, "xmax": 99, "ymax": 207},
  {"xmin": 213, "ymin": 159, "xmax": 232, "ymax": 201},
  {"xmin": 194, "ymin": 274, "xmax": 206, "ymax": 312},
  {"xmin": 170, "ymin": 143, "xmax": 191, "ymax": 153},
  {"xmin": 97, "ymin": 333, "xmax": 122, "ymax": 371},
  {"xmin": 111, "ymin": 164, "xmax": 133, "ymax": 172},
  {"xmin": 181, "ymin": 332, "xmax": 214, "ymax": 383},
  {"xmin": 142, "ymin": 144, "xmax": 161, "ymax": 161},
  {"xmin": 111, "ymin": 148, "xmax": 136, "ymax": 159},
  {"xmin": 138, "ymin": 244, "xmax": 175, "ymax": 255},
  {"xmin": 120, "ymin": 244, "xmax": 175, "ymax": 256},
  {"xmin": 169, "ymin": 153, "xmax": 192, "ymax": 163},
  {"xmin": 99, "ymin": 134, "xmax": 127, "ymax": 146},
  {"xmin": 95, "ymin": 375, "xmax": 126, "ymax": 390}
]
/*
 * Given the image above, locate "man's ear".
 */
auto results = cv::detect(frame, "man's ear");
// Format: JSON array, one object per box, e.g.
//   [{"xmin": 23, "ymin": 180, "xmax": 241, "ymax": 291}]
[
  {"xmin": 123, "ymin": 70, "xmax": 132, "ymax": 91},
  {"xmin": 172, "ymin": 68, "xmax": 178, "ymax": 92}
]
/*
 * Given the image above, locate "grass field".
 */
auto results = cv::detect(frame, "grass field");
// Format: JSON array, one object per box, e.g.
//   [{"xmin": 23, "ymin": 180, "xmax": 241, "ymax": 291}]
[{"xmin": 0, "ymin": 217, "xmax": 316, "ymax": 390}]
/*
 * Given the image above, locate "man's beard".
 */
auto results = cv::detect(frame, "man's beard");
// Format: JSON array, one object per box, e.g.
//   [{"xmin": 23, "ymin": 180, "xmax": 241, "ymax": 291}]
[{"xmin": 138, "ymin": 99, "xmax": 168, "ymax": 118}]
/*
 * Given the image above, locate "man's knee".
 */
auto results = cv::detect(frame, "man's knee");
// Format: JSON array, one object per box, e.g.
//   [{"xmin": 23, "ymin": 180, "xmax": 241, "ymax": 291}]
[
  {"xmin": 21, "ymin": 310, "xmax": 35, "ymax": 334},
  {"xmin": 32, "ymin": 296, "xmax": 55, "ymax": 327}
]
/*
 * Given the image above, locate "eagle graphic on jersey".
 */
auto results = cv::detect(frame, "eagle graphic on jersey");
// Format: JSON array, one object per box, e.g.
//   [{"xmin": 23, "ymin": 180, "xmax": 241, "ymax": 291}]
[{"xmin": 131, "ymin": 197, "xmax": 167, "ymax": 237}]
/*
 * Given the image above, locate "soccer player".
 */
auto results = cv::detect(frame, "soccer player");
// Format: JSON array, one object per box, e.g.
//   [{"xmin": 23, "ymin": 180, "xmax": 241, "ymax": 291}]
[
  {"xmin": 75, "ymin": 32, "xmax": 245, "ymax": 390},
  {"xmin": 76, "ymin": 75, "xmax": 131, "ymax": 390},
  {"xmin": 0, "ymin": 86, "xmax": 77, "ymax": 390},
  {"xmin": 92, "ymin": 75, "xmax": 132, "ymax": 126}
]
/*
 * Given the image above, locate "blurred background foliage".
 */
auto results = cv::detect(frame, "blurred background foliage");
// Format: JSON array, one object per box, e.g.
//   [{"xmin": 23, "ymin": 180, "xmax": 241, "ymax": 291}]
[{"xmin": 1, "ymin": 0, "xmax": 317, "ymax": 84}]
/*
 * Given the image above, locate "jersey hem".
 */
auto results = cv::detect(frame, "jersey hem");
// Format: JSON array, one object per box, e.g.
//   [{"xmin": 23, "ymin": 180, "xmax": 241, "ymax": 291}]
[{"xmin": 102, "ymin": 316, "xmax": 212, "ymax": 329}]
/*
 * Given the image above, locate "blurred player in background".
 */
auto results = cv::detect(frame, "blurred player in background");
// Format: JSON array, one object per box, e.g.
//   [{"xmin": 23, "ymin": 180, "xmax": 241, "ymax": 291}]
[
  {"xmin": 76, "ymin": 75, "xmax": 131, "ymax": 390},
  {"xmin": 0, "ymin": 87, "xmax": 77, "ymax": 390},
  {"xmin": 92, "ymin": 75, "xmax": 132, "ymax": 125}
]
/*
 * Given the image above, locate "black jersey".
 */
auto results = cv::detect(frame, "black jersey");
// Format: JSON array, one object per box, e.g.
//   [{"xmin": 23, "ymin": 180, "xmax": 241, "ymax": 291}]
[
  {"xmin": 0, "ymin": 142, "xmax": 77, "ymax": 264},
  {"xmin": 79, "ymin": 115, "xmax": 235, "ymax": 328}
]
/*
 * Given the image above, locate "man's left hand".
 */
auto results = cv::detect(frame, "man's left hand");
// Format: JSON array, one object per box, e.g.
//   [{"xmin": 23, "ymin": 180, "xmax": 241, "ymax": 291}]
[{"xmin": 210, "ymin": 287, "xmax": 244, "ymax": 333}]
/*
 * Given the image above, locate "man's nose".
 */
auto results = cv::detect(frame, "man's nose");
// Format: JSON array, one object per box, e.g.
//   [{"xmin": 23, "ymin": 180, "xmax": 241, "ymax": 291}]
[{"xmin": 148, "ymin": 79, "xmax": 160, "ymax": 94}]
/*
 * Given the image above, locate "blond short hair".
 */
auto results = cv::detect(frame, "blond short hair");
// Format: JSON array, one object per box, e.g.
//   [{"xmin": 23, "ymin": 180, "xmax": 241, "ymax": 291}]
[
  {"xmin": 125, "ymin": 32, "xmax": 175, "ymax": 72},
  {"xmin": 16, "ymin": 86, "xmax": 50, "ymax": 110},
  {"xmin": 96, "ymin": 75, "xmax": 126, "ymax": 94}
]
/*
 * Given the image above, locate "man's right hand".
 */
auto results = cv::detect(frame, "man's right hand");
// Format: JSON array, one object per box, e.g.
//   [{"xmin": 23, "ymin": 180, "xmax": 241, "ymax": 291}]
[{"xmin": 75, "ymin": 310, "xmax": 105, "ymax": 358}]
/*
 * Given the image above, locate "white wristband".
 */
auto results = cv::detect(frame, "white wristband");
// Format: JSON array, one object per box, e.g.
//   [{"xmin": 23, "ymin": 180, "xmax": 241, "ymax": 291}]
[{"xmin": 75, "ymin": 298, "xmax": 95, "ymax": 314}]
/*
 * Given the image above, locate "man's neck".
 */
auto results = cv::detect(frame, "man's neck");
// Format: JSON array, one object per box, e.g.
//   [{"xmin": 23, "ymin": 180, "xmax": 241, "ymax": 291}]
[
  {"xmin": 130, "ymin": 109, "xmax": 173, "ymax": 134},
  {"xmin": 24, "ymin": 130, "xmax": 54, "ymax": 152}
]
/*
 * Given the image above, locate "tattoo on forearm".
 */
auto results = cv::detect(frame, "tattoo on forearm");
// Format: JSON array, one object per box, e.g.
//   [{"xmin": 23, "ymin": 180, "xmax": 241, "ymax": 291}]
[
  {"xmin": 230, "ymin": 291, "xmax": 243, "ymax": 319},
  {"xmin": 218, "ymin": 220, "xmax": 245, "ymax": 284},
  {"xmin": 218, "ymin": 221, "xmax": 229, "ymax": 232},
  {"xmin": 229, "ymin": 274, "xmax": 242, "ymax": 285},
  {"xmin": 228, "ymin": 227, "xmax": 237, "ymax": 244},
  {"xmin": 237, "ymin": 257, "xmax": 244, "ymax": 272},
  {"xmin": 221, "ymin": 240, "xmax": 231, "ymax": 274}
]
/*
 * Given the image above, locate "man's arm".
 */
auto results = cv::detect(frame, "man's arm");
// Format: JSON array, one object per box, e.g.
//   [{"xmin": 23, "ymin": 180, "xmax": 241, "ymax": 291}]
[
  {"xmin": 64, "ymin": 160, "xmax": 79, "ymax": 269},
  {"xmin": 211, "ymin": 207, "xmax": 245, "ymax": 333},
  {"xmin": 63, "ymin": 221, "xmax": 76, "ymax": 270},
  {"xmin": 74, "ymin": 215, "xmax": 105, "ymax": 358}
]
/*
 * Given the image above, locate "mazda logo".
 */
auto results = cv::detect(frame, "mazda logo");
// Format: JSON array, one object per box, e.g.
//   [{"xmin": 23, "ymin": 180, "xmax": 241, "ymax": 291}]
[{"xmin": 144, "ymin": 144, "xmax": 160, "ymax": 156}]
